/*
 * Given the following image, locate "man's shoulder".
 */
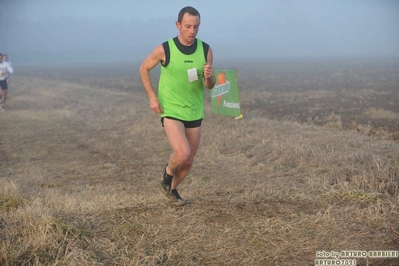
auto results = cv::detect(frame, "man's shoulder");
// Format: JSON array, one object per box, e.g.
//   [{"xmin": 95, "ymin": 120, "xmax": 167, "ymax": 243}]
[
  {"xmin": 162, "ymin": 37, "xmax": 175, "ymax": 46},
  {"xmin": 201, "ymin": 40, "xmax": 210, "ymax": 49}
]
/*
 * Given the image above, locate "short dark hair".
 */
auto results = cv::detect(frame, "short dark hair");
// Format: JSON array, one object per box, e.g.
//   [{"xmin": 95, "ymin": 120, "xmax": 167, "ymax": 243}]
[{"xmin": 178, "ymin": 6, "xmax": 200, "ymax": 23}]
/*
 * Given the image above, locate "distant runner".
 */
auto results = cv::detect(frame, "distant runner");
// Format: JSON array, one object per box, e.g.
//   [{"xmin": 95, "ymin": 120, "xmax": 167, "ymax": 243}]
[
  {"xmin": 0, "ymin": 53, "xmax": 14, "ymax": 111},
  {"xmin": 3, "ymin": 54, "xmax": 12, "ymax": 85},
  {"xmin": 139, "ymin": 6, "xmax": 216, "ymax": 205}
]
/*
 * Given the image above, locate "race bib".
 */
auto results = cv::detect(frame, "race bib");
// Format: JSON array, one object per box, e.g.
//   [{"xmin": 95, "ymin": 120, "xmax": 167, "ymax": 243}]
[{"xmin": 187, "ymin": 68, "xmax": 198, "ymax": 82}]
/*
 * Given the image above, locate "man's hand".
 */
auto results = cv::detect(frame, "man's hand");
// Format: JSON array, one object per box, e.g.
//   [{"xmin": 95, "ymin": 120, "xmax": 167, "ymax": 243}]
[
  {"xmin": 149, "ymin": 96, "xmax": 163, "ymax": 114},
  {"xmin": 204, "ymin": 64, "xmax": 214, "ymax": 79},
  {"xmin": 204, "ymin": 63, "xmax": 216, "ymax": 89}
]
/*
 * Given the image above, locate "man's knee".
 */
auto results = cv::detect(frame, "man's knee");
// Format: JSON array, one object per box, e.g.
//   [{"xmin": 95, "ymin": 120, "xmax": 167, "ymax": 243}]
[
  {"xmin": 175, "ymin": 151, "xmax": 190, "ymax": 164},
  {"xmin": 174, "ymin": 150, "xmax": 194, "ymax": 167}
]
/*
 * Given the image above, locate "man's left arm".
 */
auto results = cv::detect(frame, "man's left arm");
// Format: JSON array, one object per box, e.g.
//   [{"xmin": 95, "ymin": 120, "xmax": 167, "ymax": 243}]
[
  {"xmin": 6, "ymin": 62, "xmax": 13, "ymax": 75},
  {"xmin": 203, "ymin": 47, "xmax": 215, "ymax": 89}
]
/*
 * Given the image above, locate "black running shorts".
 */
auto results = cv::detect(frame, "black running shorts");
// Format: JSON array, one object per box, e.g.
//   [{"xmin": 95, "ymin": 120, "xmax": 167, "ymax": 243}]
[
  {"xmin": 161, "ymin": 116, "xmax": 202, "ymax": 128},
  {"xmin": 0, "ymin": 80, "xmax": 7, "ymax": 90}
]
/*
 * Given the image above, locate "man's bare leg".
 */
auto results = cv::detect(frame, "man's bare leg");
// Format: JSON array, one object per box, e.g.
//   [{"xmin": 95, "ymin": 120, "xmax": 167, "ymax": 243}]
[
  {"xmin": 0, "ymin": 90, "xmax": 6, "ymax": 109},
  {"xmin": 163, "ymin": 118, "xmax": 201, "ymax": 193},
  {"xmin": 2, "ymin": 90, "xmax": 7, "ymax": 106}
]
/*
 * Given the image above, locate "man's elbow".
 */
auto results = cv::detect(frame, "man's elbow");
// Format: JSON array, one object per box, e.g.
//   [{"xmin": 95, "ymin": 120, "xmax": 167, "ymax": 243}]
[
  {"xmin": 138, "ymin": 64, "xmax": 144, "ymax": 73},
  {"xmin": 139, "ymin": 63, "xmax": 147, "ymax": 77}
]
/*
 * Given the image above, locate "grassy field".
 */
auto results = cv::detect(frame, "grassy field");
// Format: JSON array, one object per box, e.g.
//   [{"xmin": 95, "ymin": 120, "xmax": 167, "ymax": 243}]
[{"xmin": 1, "ymin": 59, "xmax": 398, "ymax": 265}]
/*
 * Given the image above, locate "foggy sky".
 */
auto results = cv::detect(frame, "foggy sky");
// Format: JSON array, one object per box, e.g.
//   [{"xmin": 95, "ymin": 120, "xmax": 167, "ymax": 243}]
[{"xmin": 1, "ymin": 0, "xmax": 398, "ymax": 65}]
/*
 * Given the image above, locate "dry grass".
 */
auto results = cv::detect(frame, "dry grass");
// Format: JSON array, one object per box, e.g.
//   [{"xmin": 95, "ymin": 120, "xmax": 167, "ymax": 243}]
[{"xmin": 0, "ymin": 62, "xmax": 398, "ymax": 265}]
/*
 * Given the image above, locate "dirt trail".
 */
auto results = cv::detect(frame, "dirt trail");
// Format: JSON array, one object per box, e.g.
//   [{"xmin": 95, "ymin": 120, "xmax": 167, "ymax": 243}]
[{"xmin": 1, "ymin": 73, "xmax": 398, "ymax": 265}]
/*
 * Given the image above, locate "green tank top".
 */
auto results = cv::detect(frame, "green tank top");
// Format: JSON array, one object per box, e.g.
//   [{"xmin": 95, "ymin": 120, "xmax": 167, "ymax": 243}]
[{"xmin": 158, "ymin": 38, "xmax": 206, "ymax": 121}]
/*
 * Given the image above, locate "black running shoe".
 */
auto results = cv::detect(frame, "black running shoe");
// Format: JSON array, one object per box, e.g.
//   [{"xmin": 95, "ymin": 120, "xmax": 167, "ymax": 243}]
[
  {"xmin": 160, "ymin": 165, "xmax": 173, "ymax": 199},
  {"xmin": 170, "ymin": 189, "xmax": 187, "ymax": 206}
]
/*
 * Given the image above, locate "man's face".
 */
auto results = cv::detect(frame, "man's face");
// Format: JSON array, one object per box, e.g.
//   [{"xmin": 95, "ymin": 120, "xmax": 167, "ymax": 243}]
[{"xmin": 176, "ymin": 13, "xmax": 200, "ymax": 45}]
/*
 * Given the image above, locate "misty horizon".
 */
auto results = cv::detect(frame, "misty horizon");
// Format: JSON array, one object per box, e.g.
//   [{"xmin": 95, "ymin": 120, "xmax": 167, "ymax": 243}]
[{"xmin": 1, "ymin": 0, "xmax": 398, "ymax": 66}]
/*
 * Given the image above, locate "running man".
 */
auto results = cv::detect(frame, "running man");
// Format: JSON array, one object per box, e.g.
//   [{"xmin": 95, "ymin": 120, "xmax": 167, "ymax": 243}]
[
  {"xmin": 139, "ymin": 6, "xmax": 216, "ymax": 205},
  {"xmin": 0, "ymin": 53, "xmax": 14, "ymax": 111},
  {"xmin": 3, "ymin": 54, "xmax": 12, "ymax": 85}
]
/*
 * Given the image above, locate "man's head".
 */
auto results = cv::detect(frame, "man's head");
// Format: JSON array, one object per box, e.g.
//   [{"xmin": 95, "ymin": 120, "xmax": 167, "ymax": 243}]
[
  {"xmin": 176, "ymin": 6, "xmax": 201, "ymax": 46},
  {"xmin": 177, "ymin": 6, "xmax": 200, "ymax": 23}
]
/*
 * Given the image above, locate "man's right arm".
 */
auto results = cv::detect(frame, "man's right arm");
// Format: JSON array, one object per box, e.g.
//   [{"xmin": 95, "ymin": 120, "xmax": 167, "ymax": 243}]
[
  {"xmin": 139, "ymin": 45, "xmax": 165, "ymax": 114},
  {"xmin": 6, "ymin": 62, "xmax": 13, "ymax": 74}
]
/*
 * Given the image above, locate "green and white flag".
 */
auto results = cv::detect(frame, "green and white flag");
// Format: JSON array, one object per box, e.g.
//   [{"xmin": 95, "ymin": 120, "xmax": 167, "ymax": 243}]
[{"xmin": 210, "ymin": 69, "xmax": 243, "ymax": 119}]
